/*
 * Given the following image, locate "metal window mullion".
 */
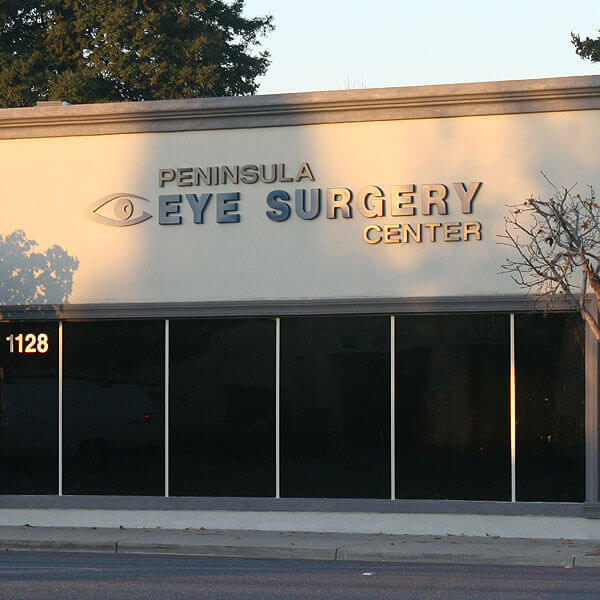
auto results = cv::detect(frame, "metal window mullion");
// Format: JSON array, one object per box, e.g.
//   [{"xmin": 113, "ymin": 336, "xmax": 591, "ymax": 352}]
[
  {"xmin": 510, "ymin": 313, "xmax": 516, "ymax": 503},
  {"xmin": 585, "ymin": 301, "xmax": 599, "ymax": 503},
  {"xmin": 165, "ymin": 319, "xmax": 169, "ymax": 498},
  {"xmin": 391, "ymin": 315, "xmax": 396, "ymax": 501},
  {"xmin": 58, "ymin": 320, "xmax": 63, "ymax": 497},
  {"xmin": 275, "ymin": 317, "xmax": 281, "ymax": 499}
]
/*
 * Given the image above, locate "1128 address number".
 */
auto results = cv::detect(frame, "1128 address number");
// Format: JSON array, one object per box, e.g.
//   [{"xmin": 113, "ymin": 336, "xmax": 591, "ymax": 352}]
[{"xmin": 5, "ymin": 333, "xmax": 49, "ymax": 354}]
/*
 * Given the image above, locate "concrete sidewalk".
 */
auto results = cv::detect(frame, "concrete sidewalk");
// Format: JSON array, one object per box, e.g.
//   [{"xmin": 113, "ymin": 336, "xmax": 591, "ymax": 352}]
[{"xmin": 0, "ymin": 525, "xmax": 600, "ymax": 567}]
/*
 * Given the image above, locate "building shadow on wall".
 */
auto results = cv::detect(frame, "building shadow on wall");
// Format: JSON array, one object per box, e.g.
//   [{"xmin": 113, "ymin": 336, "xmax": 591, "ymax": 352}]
[{"xmin": 0, "ymin": 230, "xmax": 79, "ymax": 306}]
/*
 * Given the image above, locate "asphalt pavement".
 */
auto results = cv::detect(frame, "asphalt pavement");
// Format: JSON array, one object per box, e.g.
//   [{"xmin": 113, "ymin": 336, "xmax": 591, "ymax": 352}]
[
  {"xmin": 0, "ymin": 552, "xmax": 598, "ymax": 600},
  {"xmin": 0, "ymin": 525, "xmax": 599, "ymax": 567}
]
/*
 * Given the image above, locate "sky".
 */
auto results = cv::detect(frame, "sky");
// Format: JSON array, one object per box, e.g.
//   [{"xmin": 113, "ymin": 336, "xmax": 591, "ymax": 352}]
[{"xmin": 242, "ymin": 1, "xmax": 600, "ymax": 95}]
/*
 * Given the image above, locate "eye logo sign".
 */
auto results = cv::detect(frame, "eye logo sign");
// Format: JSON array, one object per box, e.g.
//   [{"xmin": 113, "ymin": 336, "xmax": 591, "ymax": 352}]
[{"xmin": 87, "ymin": 193, "xmax": 152, "ymax": 227}]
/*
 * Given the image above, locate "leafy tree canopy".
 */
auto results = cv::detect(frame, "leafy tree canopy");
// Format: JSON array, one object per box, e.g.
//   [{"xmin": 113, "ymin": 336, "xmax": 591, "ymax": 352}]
[
  {"xmin": 0, "ymin": 0, "xmax": 273, "ymax": 107},
  {"xmin": 572, "ymin": 28, "xmax": 600, "ymax": 63}
]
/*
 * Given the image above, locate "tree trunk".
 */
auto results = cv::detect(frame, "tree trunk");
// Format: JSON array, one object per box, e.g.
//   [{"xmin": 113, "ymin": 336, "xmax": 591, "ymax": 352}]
[{"xmin": 581, "ymin": 306, "xmax": 600, "ymax": 343}]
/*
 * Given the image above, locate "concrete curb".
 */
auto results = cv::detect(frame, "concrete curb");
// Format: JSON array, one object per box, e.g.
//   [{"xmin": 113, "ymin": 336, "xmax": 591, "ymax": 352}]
[
  {"xmin": 336, "ymin": 550, "xmax": 575, "ymax": 567},
  {"xmin": 1, "ymin": 539, "xmax": 599, "ymax": 568},
  {"xmin": 0, "ymin": 540, "xmax": 115, "ymax": 554},
  {"xmin": 3, "ymin": 540, "xmax": 335, "ymax": 560},
  {"xmin": 574, "ymin": 555, "xmax": 600, "ymax": 568},
  {"xmin": 117, "ymin": 543, "xmax": 336, "ymax": 561}
]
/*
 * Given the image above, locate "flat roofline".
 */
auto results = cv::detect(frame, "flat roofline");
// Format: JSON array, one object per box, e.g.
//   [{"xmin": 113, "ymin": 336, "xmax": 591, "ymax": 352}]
[{"xmin": 1, "ymin": 74, "xmax": 600, "ymax": 140}]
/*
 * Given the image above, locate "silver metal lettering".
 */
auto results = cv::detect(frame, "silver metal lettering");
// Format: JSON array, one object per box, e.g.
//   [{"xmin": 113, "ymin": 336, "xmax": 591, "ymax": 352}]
[
  {"xmin": 390, "ymin": 185, "xmax": 416, "ymax": 216},
  {"xmin": 186, "ymin": 193, "xmax": 211, "ymax": 224},
  {"xmin": 327, "ymin": 188, "xmax": 353, "ymax": 219},
  {"xmin": 422, "ymin": 184, "xmax": 448, "ymax": 215},
  {"xmin": 443, "ymin": 222, "xmax": 461, "ymax": 241},
  {"xmin": 260, "ymin": 164, "xmax": 277, "ymax": 184},
  {"xmin": 402, "ymin": 223, "xmax": 421, "ymax": 243},
  {"xmin": 296, "ymin": 162, "xmax": 315, "ymax": 182},
  {"xmin": 357, "ymin": 186, "xmax": 385, "ymax": 218},
  {"xmin": 177, "ymin": 168, "xmax": 193, "ymax": 187},
  {"xmin": 159, "ymin": 195, "xmax": 182, "ymax": 225},
  {"xmin": 221, "ymin": 165, "xmax": 239, "ymax": 185},
  {"xmin": 453, "ymin": 182, "xmax": 483, "ymax": 214},
  {"xmin": 463, "ymin": 221, "xmax": 482, "ymax": 240},
  {"xmin": 217, "ymin": 192, "xmax": 241, "ymax": 223},
  {"xmin": 295, "ymin": 189, "xmax": 321, "ymax": 220},
  {"xmin": 278, "ymin": 164, "xmax": 294, "ymax": 183},
  {"xmin": 423, "ymin": 222, "xmax": 442, "ymax": 242},
  {"xmin": 159, "ymin": 169, "xmax": 175, "ymax": 187},
  {"xmin": 383, "ymin": 224, "xmax": 401, "ymax": 244},
  {"xmin": 240, "ymin": 165, "xmax": 259, "ymax": 184},
  {"xmin": 194, "ymin": 167, "xmax": 212, "ymax": 186},
  {"xmin": 363, "ymin": 224, "xmax": 382, "ymax": 244}
]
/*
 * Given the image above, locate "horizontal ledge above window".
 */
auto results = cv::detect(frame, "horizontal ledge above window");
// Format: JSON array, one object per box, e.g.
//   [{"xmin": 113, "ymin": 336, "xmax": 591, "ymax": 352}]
[{"xmin": 0, "ymin": 295, "xmax": 584, "ymax": 321}]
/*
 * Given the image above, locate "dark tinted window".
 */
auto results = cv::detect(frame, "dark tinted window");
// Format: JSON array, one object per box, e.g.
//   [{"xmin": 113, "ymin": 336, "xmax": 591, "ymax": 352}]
[
  {"xmin": 395, "ymin": 314, "xmax": 510, "ymax": 500},
  {"xmin": 515, "ymin": 313, "xmax": 585, "ymax": 502},
  {"xmin": 281, "ymin": 317, "xmax": 390, "ymax": 498},
  {"xmin": 0, "ymin": 322, "xmax": 58, "ymax": 494},
  {"xmin": 169, "ymin": 319, "xmax": 276, "ymax": 496},
  {"xmin": 62, "ymin": 321, "xmax": 164, "ymax": 495}
]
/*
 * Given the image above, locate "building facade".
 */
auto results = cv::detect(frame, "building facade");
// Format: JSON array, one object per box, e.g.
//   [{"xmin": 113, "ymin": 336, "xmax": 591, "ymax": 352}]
[{"xmin": 0, "ymin": 75, "xmax": 599, "ymax": 537}]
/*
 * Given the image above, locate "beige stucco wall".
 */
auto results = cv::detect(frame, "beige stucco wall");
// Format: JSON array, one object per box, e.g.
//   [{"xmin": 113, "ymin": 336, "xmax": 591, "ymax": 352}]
[{"xmin": 0, "ymin": 109, "xmax": 598, "ymax": 305}]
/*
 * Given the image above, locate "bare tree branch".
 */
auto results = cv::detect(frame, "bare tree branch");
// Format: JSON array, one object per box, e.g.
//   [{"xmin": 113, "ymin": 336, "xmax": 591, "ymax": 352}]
[{"xmin": 499, "ymin": 176, "xmax": 600, "ymax": 342}]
